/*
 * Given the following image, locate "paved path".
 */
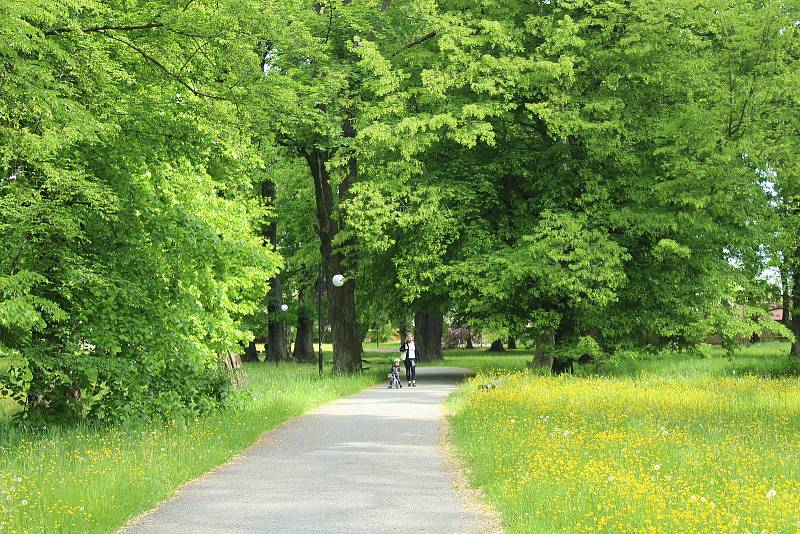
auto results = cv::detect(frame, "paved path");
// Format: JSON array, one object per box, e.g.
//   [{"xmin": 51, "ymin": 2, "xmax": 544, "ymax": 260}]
[{"xmin": 124, "ymin": 367, "xmax": 483, "ymax": 534}]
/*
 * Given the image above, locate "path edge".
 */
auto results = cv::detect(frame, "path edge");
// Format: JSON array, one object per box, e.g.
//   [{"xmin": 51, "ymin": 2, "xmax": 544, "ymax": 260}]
[
  {"xmin": 118, "ymin": 379, "xmax": 381, "ymax": 533},
  {"xmin": 438, "ymin": 406, "xmax": 505, "ymax": 534}
]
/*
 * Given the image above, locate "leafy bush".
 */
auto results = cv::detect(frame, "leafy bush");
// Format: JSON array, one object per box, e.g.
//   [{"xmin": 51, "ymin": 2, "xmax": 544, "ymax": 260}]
[{"xmin": 0, "ymin": 4, "xmax": 280, "ymax": 423}]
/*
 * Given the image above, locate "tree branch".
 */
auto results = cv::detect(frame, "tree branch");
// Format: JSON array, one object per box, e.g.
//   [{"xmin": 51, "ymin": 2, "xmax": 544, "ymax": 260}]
[
  {"xmin": 99, "ymin": 31, "xmax": 227, "ymax": 100},
  {"xmin": 392, "ymin": 31, "xmax": 437, "ymax": 56},
  {"xmin": 325, "ymin": 3, "xmax": 334, "ymax": 44},
  {"xmin": 44, "ymin": 22, "xmax": 163, "ymax": 36}
]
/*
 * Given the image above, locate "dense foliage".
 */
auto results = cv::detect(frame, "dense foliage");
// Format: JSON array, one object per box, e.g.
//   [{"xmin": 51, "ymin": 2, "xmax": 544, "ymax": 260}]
[
  {"xmin": 1, "ymin": 0, "xmax": 798, "ymax": 419},
  {"xmin": 0, "ymin": 1, "xmax": 280, "ymax": 421},
  {"xmin": 344, "ymin": 0, "xmax": 799, "ymax": 357}
]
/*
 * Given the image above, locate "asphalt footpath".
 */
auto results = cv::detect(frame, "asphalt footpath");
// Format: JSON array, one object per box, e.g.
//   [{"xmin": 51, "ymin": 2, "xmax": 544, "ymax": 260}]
[{"xmin": 123, "ymin": 366, "xmax": 484, "ymax": 534}]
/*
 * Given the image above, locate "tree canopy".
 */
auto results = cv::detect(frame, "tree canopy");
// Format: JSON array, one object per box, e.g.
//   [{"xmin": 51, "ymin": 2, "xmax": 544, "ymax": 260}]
[{"xmin": 1, "ymin": 0, "xmax": 798, "ymax": 421}]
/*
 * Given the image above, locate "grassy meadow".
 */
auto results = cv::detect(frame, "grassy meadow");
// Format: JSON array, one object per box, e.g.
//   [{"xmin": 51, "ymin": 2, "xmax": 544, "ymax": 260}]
[
  {"xmin": 0, "ymin": 362, "xmax": 381, "ymax": 534},
  {"xmin": 446, "ymin": 342, "xmax": 800, "ymax": 533}
]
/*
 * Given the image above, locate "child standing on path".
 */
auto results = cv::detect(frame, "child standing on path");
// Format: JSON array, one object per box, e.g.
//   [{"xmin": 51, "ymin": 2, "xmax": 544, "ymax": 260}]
[{"xmin": 399, "ymin": 333, "xmax": 418, "ymax": 387}]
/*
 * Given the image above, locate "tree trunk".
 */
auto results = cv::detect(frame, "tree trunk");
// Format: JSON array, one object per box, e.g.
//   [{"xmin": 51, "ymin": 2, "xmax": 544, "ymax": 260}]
[
  {"xmin": 415, "ymin": 310, "xmax": 443, "ymax": 361},
  {"xmin": 507, "ymin": 337, "xmax": 517, "ymax": 349},
  {"xmin": 530, "ymin": 345, "xmax": 553, "ymax": 368},
  {"xmin": 305, "ymin": 148, "xmax": 362, "ymax": 373},
  {"xmin": 293, "ymin": 306, "xmax": 315, "ymax": 362},
  {"xmin": 263, "ymin": 180, "xmax": 288, "ymax": 364},
  {"xmin": 242, "ymin": 340, "xmax": 259, "ymax": 362},
  {"xmin": 487, "ymin": 339, "xmax": 505, "ymax": 352},
  {"xmin": 791, "ymin": 268, "xmax": 800, "ymax": 357},
  {"xmin": 781, "ymin": 264, "xmax": 792, "ymax": 328},
  {"xmin": 399, "ymin": 323, "xmax": 408, "ymax": 349},
  {"xmin": 528, "ymin": 335, "xmax": 556, "ymax": 370},
  {"xmin": 750, "ymin": 314, "xmax": 761, "ymax": 344},
  {"xmin": 465, "ymin": 327, "xmax": 474, "ymax": 349}
]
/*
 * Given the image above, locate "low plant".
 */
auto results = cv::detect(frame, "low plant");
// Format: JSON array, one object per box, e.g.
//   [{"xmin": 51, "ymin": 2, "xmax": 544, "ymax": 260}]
[{"xmin": 447, "ymin": 345, "xmax": 800, "ymax": 532}]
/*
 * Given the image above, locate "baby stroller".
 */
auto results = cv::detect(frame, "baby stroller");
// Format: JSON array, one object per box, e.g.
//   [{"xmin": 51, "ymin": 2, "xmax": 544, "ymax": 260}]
[{"xmin": 388, "ymin": 359, "xmax": 403, "ymax": 389}]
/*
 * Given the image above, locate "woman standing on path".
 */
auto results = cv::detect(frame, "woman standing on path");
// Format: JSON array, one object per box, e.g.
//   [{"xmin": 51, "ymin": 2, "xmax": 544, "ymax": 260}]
[{"xmin": 400, "ymin": 333, "xmax": 418, "ymax": 387}]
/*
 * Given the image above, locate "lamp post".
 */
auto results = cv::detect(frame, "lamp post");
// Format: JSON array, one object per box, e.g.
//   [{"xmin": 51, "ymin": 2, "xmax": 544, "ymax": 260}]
[
  {"xmin": 270, "ymin": 301, "xmax": 290, "ymax": 367},
  {"xmin": 317, "ymin": 265, "xmax": 344, "ymax": 377}
]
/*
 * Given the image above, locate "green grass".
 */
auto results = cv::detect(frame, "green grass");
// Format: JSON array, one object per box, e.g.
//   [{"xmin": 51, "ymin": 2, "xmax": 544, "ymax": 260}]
[
  {"xmin": 362, "ymin": 342, "xmax": 401, "ymax": 351},
  {"xmin": 608, "ymin": 342, "xmax": 800, "ymax": 378},
  {"xmin": 422, "ymin": 348, "xmax": 532, "ymax": 372},
  {"xmin": 0, "ymin": 398, "xmax": 20, "ymax": 420},
  {"xmin": 0, "ymin": 362, "xmax": 381, "ymax": 534},
  {"xmin": 363, "ymin": 347, "xmax": 532, "ymax": 373},
  {"xmin": 446, "ymin": 342, "xmax": 800, "ymax": 533}
]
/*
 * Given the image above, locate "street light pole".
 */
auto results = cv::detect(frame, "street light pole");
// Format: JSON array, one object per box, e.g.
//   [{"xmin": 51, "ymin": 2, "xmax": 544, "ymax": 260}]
[{"xmin": 318, "ymin": 262, "xmax": 324, "ymax": 377}]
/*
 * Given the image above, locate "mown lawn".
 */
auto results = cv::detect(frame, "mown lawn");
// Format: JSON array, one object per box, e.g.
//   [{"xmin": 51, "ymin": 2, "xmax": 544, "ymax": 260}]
[
  {"xmin": 447, "ymin": 342, "xmax": 800, "ymax": 533},
  {"xmin": 0, "ymin": 362, "xmax": 381, "ymax": 534}
]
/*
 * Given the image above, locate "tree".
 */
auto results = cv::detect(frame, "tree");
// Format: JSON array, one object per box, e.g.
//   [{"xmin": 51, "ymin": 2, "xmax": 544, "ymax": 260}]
[
  {"xmin": 0, "ymin": 0, "xmax": 281, "ymax": 419},
  {"xmin": 342, "ymin": 0, "xmax": 796, "ymax": 364},
  {"xmin": 292, "ymin": 299, "xmax": 317, "ymax": 362}
]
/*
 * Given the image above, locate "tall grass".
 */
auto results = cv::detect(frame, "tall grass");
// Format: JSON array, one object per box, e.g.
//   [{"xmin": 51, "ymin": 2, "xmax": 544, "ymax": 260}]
[
  {"xmin": 0, "ymin": 363, "xmax": 380, "ymax": 534},
  {"xmin": 608, "ymin": 342, "xmax": 800, "ymax": 378},
  {"xmin": 447, "ymin": 343, "xmax": 800, "ymax": 533}
]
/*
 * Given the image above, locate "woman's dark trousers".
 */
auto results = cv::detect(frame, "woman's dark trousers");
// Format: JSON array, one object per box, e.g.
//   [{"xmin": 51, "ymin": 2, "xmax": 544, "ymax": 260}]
[{"xmin": 404, "ymin": 359, "xmax": 416, "ymax": 383}]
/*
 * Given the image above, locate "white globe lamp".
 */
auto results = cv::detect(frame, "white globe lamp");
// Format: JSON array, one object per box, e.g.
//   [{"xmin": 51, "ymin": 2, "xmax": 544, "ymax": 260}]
[
  {"xmin": 331, "ymin": 274, "xmax": 345, "ymax": 287},
  {"xmin": 280, "ymin": 304, "xmax": 289, "ymax": 312}
]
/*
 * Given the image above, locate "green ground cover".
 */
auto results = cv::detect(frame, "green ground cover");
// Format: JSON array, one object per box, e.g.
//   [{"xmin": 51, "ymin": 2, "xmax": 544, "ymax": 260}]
[
  {"xmin": 0, "ymin": 362, "xmax": 381, "ymax": 534},
  {"xmin": 446, "ymin": 342, "xmax": 800, "ymax": 533},
  {"xmin": 363, "ymin": 347, "xmax": 531, "ymax": 373},
  {"xmin": 422, "ymin": 350, "xmax": 532, "ymax": 373}
]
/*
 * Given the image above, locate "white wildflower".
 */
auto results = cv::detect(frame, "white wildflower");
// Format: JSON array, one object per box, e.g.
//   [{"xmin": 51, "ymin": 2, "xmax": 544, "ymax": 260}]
[
  {"xmin": 653, "ymin": 464, "xmax": 661, "ymax": 471},
  {"xmin": 766, "ymin": 488, "xmax": 777, "ymax": 500}
]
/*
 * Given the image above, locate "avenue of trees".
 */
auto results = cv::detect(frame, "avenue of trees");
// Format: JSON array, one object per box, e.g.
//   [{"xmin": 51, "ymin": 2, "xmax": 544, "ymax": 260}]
[{"xmin": 1, "ymin": 0, "xmax": 798, "ymax": 421}]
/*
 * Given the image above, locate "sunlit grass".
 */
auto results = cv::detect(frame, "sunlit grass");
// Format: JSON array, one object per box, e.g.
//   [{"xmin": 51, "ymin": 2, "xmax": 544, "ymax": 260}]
[
  {"xmin": 424, "ymin": 349, "xmax": 532, "ymax": 373},
  {"xmin": 447, "ymin": 343, "xmax": 800, "ymax": 533},
  {"xmin": 0, "ymin": 398, "xmax": 20, "ymax": 420},
  {"xmin": 363, "ymin": 345, "xmax": 532, "ymax": 373},
  {"xmin": 0, "ymin": 362, "xmax": 381, "ymax": 534}
]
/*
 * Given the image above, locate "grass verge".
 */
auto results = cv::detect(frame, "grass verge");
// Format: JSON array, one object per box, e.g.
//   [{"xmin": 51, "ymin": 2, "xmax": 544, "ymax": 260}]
[
  {"xmin": 446, "ymin": 344, "xmax": 800, "ymax": 533},
  {"xmin": 0, "ymin": 362, "xmax": 381, "ymax": 534},
  {"xmin": 363, "ymin": 347, "xmax": 531, "ymax": 373}
]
